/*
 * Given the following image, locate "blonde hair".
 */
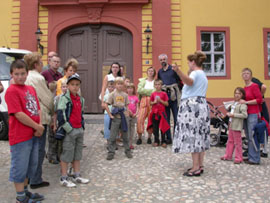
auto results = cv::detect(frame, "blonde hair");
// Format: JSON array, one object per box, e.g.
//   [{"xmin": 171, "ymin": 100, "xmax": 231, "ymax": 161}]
[
  {"xmin": 114, "ymin": 77, "xmax": 124, "ymax": 84},
  {"xmin": 23, "ymin": 52, "xmax": 42, "ymax": 70},
  {"xmin": 127, "ymin": 83, "xmax": 136, "ymax": 95},
  {"xmin": 61, "ymin": 78, "xmax": 67, "ymax": 86}
]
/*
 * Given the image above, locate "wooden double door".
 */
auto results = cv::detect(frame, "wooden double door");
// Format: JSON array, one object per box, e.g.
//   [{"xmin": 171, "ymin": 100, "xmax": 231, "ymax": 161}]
[{"xmin": 58, "ymin": 24, "xmax": 133, "ymax": 113}]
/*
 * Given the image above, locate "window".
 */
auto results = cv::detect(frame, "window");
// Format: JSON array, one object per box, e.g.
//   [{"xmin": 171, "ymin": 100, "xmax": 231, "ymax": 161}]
[
  {"xmin": 197, "ymin": 27, "xmax": 231, "ymax": 79},
  {"xmin": 263, "ymin": 28, "xmax": 270, "ymax": 79}
]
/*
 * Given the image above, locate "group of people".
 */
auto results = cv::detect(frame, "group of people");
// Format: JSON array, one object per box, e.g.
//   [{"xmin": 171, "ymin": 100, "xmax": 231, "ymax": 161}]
[
  {"xmin": 100, "ymin": 51, "xmax": 210, "ymax": 177},
  {"xmin": 4, "ymin": 48, "xmax": 269, "ymax": 202},
  {"xmin": 6, "ymin": 52, "xmax": 89, "ymax": 202}
]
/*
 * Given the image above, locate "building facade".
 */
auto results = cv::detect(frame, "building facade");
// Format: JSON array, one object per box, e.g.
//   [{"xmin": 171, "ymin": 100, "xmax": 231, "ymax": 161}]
[{"xmin": 1, "ymin": 0, "xmax": 270, "ymax": 113}]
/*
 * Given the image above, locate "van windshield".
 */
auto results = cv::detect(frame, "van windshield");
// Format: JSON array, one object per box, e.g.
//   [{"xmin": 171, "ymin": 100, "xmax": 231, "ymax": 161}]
[{"xmin": 0, "ymin": 53, "xmax": 15, "ymax": 80}]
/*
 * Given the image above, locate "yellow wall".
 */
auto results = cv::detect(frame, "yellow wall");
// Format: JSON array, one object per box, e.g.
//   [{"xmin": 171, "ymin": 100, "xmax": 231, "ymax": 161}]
[
  {"xmin": 0, "ymin": 0, "xmax": 13, "ymax": 48},
  {"xmin": 181, "ymin": 0, "xmax": 270, "ymax": 98}
]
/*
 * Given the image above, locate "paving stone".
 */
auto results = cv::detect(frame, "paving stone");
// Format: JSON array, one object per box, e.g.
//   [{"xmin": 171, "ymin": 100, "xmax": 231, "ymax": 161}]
[{"xmin": 0, "ymin": 115, "xmax": 270, "ymax": 202}]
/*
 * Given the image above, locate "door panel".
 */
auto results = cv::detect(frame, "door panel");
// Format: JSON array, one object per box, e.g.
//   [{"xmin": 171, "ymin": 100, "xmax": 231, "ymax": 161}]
[{"xmin": 58, "ymin": 24, "xmax": 133, "ymax": 113}]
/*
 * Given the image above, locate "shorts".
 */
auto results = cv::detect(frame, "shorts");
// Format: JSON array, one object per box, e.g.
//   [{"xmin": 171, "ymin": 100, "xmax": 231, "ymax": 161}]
[
  {"xmin": 60, "ymin": 128, "xmax": 84, "ymax": 163},
  {"xmin": 9, "ymin": 137, "xmax": 39, "ymax": 183}
]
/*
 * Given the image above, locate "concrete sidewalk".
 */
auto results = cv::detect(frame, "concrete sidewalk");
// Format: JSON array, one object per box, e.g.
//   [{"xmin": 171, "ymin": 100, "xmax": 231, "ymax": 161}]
[{"xmin": 0, "ymin": 114, "xmax": 270, "ymax": 202}]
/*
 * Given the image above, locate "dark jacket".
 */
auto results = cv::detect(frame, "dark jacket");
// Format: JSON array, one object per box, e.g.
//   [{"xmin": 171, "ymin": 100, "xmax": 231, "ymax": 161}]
[{"xmin": 55, "ymin": 90, "xmax": 85, "ymax": 139}]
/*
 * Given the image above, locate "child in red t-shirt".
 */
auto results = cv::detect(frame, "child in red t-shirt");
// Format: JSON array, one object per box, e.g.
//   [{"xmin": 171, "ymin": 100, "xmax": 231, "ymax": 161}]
[
  {"xmin": 127, "ymin": 83, "xmax": 139, "ymax": 149},
  {"xmin": 5, "ymin": 59, "xmax": 45, "ymax": 203},
  {"xmin": 147, "ymin": 79, "xmax": 170, "ymax": 148}
]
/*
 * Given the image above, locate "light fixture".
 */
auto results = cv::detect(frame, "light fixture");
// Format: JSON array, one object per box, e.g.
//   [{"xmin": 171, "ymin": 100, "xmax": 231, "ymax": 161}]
[
  {"xmin": 35, "ymin": 27, "xmax": 44, "ymax": 55},
  {"xmin": 144, "ymin": 24, "xmax": 152, "ymax": 54}
]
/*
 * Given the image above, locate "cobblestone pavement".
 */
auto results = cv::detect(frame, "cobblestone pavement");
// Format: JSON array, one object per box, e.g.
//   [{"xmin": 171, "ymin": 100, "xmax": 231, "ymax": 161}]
[{"xmin": 1, "ymin": 115, "xmax": 270, "ymax": 203}]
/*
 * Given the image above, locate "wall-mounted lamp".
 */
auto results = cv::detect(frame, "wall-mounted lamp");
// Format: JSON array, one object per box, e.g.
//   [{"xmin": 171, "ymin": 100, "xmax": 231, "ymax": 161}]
[
  {"xmin": 144, "ymin": 24, "xmax": 152, "ymax": 54},
  {"xmin": 35, "ymin": 27, "xmax": 44, "ymax": 55}
]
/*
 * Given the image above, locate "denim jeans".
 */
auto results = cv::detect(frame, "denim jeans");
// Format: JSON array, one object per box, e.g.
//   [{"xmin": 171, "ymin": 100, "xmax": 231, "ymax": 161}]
[
  {"xmin": 104, "ymin": 114, "xmax": 111, "ymax": 140},
  {"xmin": 9, "ymin": 137, "xmax": 39, "ymax": 183},
  {"xmin": 244, "ymin": 114, "xmax": 260, "ymax": 163},
  {"xmin": 165, "ymin": 99, "xmax": 178, "ymax": 141},
  {"xmin": 30, "ymin": 125, "xmax": 47, "ymax": 185}
]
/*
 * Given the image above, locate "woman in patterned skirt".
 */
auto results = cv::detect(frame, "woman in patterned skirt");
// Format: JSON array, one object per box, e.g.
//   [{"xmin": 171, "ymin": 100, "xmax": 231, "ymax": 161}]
[{"xmin": 172, "ymin": 51, "xmax": 210, "ymax": 177}]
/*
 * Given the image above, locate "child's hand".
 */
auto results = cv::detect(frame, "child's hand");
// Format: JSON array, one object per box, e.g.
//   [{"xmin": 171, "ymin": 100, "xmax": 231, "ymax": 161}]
[
  {"xmin": 110, "ymin": 115, "xmax": 114, "ymax": 119},
  {"xmin": 172, "ymin": 63, "xmax": 179, "ymax": 73},
  {"xmin": 53, "ymin": 125, "xmax": 57, "ymax": 133},
  {"xmin": 226, "ymin": 112, "xmax": 234, "ymax": 117}
]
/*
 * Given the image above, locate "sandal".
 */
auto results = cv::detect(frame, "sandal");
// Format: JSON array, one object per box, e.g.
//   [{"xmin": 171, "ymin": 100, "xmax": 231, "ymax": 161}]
[
  {"xmin": 220, "ymin": 157, "xmax": 232, "ymax": 161},
  {"xmin": 183, "ymin": 169, "xmax": 201, "ymax": 177},
  {"xmin": 187, "ymin": 166, "xmax": 204, "ymax": 174}
]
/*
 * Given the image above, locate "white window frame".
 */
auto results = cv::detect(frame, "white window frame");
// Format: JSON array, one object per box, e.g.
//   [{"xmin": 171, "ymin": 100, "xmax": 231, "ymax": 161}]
[{"xmin": 201, "ymin": 32, "xmax": 226, "ymax": 76}]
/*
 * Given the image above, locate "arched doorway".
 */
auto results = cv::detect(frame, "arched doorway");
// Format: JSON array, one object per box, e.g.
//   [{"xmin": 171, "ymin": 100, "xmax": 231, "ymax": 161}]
[{"xmin": 58, "ymin": 24, "xmax": 133, "ymax": 113}]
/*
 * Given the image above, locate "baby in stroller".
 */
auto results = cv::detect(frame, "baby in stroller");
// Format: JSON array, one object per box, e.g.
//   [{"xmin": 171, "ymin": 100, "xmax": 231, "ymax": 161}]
[{"xmin": 208, "ymin": 101, "xmax": 230, "ymax": 146}]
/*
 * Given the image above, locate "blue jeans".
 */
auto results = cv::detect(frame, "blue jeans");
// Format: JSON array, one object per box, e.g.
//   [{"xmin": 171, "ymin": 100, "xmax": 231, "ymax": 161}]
[
  {"xmin": 165, "ymin": 99, "xmax": 178, "ymax": 141},
  {"xmin": 244, "ymin": 114, "xmax": 260, "ymax": 163},
  {"xmin": 104, "ymin": 114, "xmax": 111, "ymax": 140},
  {"xmin": 9, "ymin": 137, "xmax": 39, "ymax": 183},
  {"xmin": 30, "ymin": 125, "xmax": 47, "ymax": 185}
]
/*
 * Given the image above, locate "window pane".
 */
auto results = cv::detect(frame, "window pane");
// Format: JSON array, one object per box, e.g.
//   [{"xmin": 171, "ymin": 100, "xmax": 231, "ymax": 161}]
[
  {"xmin": 0, "ymin": 53, "xmax": 13, "ymax": 80},
  {"xmin": 203, "ymin": 54, "xmax": 212, "ymax": 73},
  {"xmin": 214, "ymin": 33, "xmax": 224, "ymax": 52},
  {"xmin": 214, "ymin": 54, "xmax": 225, "ymax": 73},
  {"xmin": 201, "ymin": 33, "xmax": 211, "ymax": 51}
]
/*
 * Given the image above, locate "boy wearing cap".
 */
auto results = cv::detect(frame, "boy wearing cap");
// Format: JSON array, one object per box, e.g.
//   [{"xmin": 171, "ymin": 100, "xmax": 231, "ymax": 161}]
[{"xmin": 57, "ymin": 73, "xmax": 89, "ymax": 188}]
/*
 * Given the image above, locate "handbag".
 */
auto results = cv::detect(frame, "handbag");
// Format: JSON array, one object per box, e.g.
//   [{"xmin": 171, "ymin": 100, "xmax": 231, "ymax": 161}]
[{"xmin": 55, "ymin": 126, "xmax": 66, "ymax": 140}]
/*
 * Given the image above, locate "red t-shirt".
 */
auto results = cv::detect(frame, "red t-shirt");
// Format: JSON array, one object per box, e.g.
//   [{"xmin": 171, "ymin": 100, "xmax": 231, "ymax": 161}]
[
  {"xmin": 244, "ymin": 83, "xmax": 263, "ymax": 114},
  {"xmin": 5, "ymin": 84, "xmax": 40, "ymax": 146},
  {"xmin": 69, "ymin": 93, "xmax": 82, "ymax": 128},
  {"xmin": 150, "ymin": 91, "xmax": 169, "ymax": 114}
]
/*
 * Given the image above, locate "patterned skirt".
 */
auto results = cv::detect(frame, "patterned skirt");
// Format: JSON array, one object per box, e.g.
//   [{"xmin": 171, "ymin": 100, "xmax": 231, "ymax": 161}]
[{"xmin": 172, "ymin": 96, "xmax": 210, "ymax": 153}]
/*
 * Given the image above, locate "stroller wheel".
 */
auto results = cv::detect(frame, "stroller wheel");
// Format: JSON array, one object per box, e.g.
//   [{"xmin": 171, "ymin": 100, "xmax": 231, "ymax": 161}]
[
  {"xmin": 242, "ymin": 137, "xmax": 248, "ymax": 150},
  {"xmin": 210, "ymin": 133, "xmax": 219, "ymax": 146}
]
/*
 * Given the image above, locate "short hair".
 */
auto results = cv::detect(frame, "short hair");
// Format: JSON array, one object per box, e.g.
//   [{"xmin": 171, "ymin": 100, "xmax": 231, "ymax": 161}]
[
  {"xmin": 23, "ymin": 52, "xmax": 42, "ymax": 71},
  {"xmin": 10, "ymin": 59, "xmax": 27, "ymax": 74},
  {"xmin": 127, "ymin": 83, "xmax": 136, "ymax": 95},
  {"xmin": 147, "ymin": 66, "xmax": 156, "ymax": 78},
  {"xmin": 114, "ymin": 77, "xmax": 124, "ymax": 84},
  {"xmin": 242, "ymin": 67, "xmax": 252, "ymax": 76},
  {"xmin": 61, "ymin": 78, "xmax": 67, "ymax": 86},
  {"xmin": 64, "ymin": 58, "xmax": 78, "ymax": 71},
  {"xmin": 154, "ymin": 79, "xmax": 163, "ymax": 85},
  {"xmin": 234, "ymin": 87, "xmax": 246, "ymax": 100},
  {"xmin": 158, "ymin": 54, "xmax": 168, "ymax": 60},
  {"xmin": 187, "ymin": 51, "xmax": 207, "ymax": 67}
]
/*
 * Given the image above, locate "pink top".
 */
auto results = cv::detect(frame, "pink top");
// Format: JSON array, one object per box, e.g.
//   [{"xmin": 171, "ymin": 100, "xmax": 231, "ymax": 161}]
[
  {"xmin": 244, "ymin": 83, "xmax": 262, "ymax": 114},
  {"xmin": 128, "ymin": 95, "xmax": 139, "ymax": 114}
]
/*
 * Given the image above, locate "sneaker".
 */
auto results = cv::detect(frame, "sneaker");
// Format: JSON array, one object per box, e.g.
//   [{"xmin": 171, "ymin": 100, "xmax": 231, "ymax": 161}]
[
  {"xmin": 107, "ymin": 153, "xmax": 114, "ymax": 160},
  {"xmin": 147, "ymin": 138, "xmax": 152, "ymax": 144},
  {"xmin": 161, "ymin": 143, "xmax": 167, "ymax": 148},
  {"xmin": 48, "ymin": 159, "xmax": 59, "ymax": 164},
  {"xmin": 72, "ymin": 176, "xmax": 90, "ymax": 184},
  {"xmin": 16, "ymin": 196, "xmax": 41, "ymax": 203},
  {"xmin": 136, "ymin": 138, "xmax": 142, "ymax": 145},
  {"xmin": 25, "ymin": 191, "xmax": 44, "ymax": 201},
  {"xmin": 125, "ymin": 151, "xmax": 133, "ymax": 159},
  {"xmin": 261, "ymin": 151, "xmax": 268, "ymax": 158},
  {"xmin": 153, "ymin": 142, "xmax": 159, "ymax": 147},
  {"xmin": 60, "ymin": 178, "xmax": 76, "ymax": 188}
]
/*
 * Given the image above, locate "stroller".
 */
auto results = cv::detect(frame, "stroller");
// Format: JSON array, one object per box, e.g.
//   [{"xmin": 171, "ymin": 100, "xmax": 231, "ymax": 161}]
[{"xmin": 207, "ymin": 101, "xmax": 229, "ymax": 146}]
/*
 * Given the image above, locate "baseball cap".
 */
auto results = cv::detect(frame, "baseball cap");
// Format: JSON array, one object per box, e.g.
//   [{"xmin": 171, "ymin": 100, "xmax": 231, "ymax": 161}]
[{"xmin": 67, "ymin": 73, "xmax": 81, "ymax": 84}]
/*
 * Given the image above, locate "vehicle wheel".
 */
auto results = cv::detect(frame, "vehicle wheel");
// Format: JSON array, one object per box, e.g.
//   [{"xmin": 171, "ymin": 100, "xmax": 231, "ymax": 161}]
[
  {"xmin": 0, "ymin": 112, "xmax": 8, "ymax": 140},
  {"xmin": 242, "ymin": 137, "xmax": 248, "ymax": 150},
  {"xmin": 210, "ymin": 133, "xmax": 219, "ymax": 146}
]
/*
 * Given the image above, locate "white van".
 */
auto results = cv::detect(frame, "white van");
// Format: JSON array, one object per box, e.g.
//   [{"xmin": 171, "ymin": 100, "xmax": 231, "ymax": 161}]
[{"xmin": 0, "ymin": 47, "xmax": 31, "ymax": 140}]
